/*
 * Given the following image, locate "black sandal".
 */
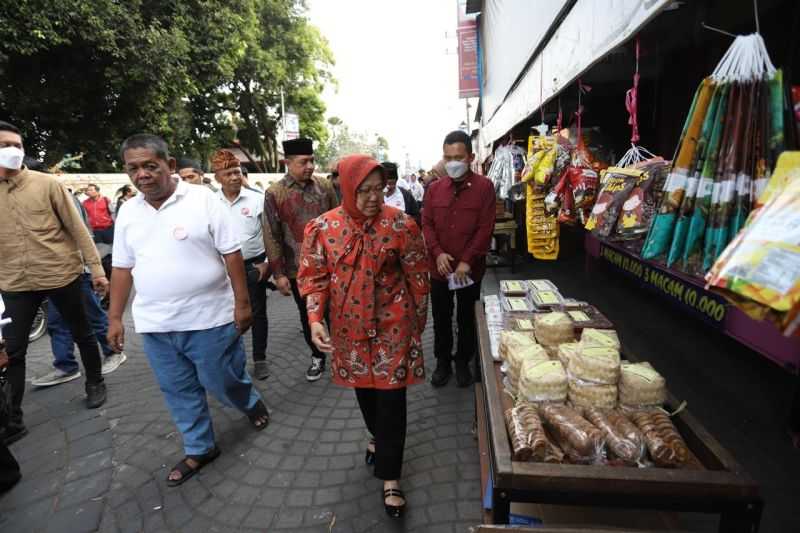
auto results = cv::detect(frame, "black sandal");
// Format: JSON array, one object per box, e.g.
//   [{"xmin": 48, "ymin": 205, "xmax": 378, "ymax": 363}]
[
  {"xmin": 383, "ymin": 488, "xmax": 406, "ymax": 518},
  {"xmin": 247, "ymin": 400, "xmax": 270, "ymax": 431},
  {"xmin": 166, "ymin": 447, "xmax": 220, "ymax": 487},
  {"xmin": 365, "ymin": 439, "xmax": 376, "ymax": 465}
]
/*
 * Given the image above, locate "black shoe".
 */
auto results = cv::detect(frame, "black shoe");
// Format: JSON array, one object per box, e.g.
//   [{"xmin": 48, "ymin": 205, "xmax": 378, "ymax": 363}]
[
  {"xmin": 455, "ymin": 363, "xmax": 473, "ymax": 388},
  {"xmin": 253, "ymin": 360, "xmax": 270, "ymax": 380},
  {"xmin": 365, "ymin": 439, "xmax": 376, "ymax": 465},
  {"xmin": 306, "ymin": 356, "xmax": 325, "ymax": 382},
  {"xmin": 2, "ymin": 425, "xmax": 28, "ymax": 446},
  {"xmin": 431, "ymin": 362, "xmax": 452, "ymax": 388},
  {"xmin": 383, "ymin": 488, "xmax": 406, "ymax": 518},
  {"xmin": 86, "ymin": 381, "xmax": 107, "ymax": 409}
]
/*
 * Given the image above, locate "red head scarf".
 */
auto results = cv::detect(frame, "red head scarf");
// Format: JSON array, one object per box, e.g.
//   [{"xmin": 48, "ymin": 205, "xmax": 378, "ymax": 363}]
[{"xmin": 337, "ymin": 154, "xmax": 383, "ymax": 223}]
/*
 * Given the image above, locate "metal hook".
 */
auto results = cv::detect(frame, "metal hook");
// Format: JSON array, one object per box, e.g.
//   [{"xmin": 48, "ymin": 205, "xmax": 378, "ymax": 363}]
[{"xmin": 701, "ymin": 22, "xmax": 736, "ymax": 38}]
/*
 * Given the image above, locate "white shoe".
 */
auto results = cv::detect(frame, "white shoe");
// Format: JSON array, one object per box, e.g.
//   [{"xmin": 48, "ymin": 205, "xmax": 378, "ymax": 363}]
[
  {"xmin": 102, "ymin": 352, "xmax": 127, "ymax": 375},
  {"xmin": 31, "ymin": 369, "xmax": 81, "ymax": 387}
]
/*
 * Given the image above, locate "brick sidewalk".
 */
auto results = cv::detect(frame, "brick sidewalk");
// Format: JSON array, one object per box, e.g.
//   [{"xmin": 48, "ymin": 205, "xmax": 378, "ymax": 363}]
[{"xmin": 0, "ymin": 294, "xmax": 482, "ymax": 532}]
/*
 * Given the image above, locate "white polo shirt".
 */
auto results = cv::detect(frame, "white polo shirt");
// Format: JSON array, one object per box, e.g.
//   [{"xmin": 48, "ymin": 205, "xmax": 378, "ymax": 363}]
[
  {"xmin": 384, "ymin": 187, "xmax": 406, "ymax": 212},
  {"xmin": 112, "ymin": 180, "xmax": 241, "ymax": 333},
  {"xmin": 216, "ymin": 187, "xmax": 265, "ymax": 261}
]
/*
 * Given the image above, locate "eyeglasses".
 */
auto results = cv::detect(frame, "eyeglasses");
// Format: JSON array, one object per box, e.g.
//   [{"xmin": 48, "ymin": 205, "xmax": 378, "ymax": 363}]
[{"xmin": 356, "ymin": 185, "xmax": 384, "ymax": 197}]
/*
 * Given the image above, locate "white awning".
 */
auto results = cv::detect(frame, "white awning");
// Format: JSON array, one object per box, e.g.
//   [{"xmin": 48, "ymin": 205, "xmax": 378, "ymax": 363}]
[{"xmin": 478, "ymin": 0, "xmax": 672, "ymax": 157}]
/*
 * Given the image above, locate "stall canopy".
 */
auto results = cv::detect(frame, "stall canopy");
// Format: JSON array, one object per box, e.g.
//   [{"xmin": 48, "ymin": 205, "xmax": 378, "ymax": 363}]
[{"xmin": 476, "ymin": 0, "xmax": 672, "ymax": 159}]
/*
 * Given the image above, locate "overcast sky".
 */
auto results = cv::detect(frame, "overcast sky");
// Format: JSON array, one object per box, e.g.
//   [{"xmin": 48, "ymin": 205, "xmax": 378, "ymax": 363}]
[{"xmin": 308, "ymin": 0, "xmax": 472, "ymax": 172}]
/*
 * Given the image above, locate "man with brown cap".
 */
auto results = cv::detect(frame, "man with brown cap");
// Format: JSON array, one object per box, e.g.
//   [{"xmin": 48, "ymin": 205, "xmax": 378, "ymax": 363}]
[
  {"xmin": 212, "ymin": 149, "xmax": 271, "ymax": 380},
  {"xmin": 263, "ymin": 138, "xmax": 338, "ymax": 381}
]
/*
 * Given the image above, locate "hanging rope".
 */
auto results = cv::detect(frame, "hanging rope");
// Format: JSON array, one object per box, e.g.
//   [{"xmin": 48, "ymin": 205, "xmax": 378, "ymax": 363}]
[
  {"xmin": 556, "ymin": 96, "xmax": 563, "ymax": 133},
  {"xmin": 539, "ymin": 54, "xmax": 546, "ymax": 125},
  {"xmin": 625, "ymin": 37, "xmax": 641, "ymax": 144}
]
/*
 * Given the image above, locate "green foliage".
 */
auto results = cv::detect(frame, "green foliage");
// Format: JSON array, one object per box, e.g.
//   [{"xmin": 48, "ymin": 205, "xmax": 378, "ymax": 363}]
[
  {"xmin": 0, "ymin": 0, "xmax": 333, "ymax": 171},
  {"xmin": 315, "ymin": 116, "xmax": 390, "ymax": 171}
]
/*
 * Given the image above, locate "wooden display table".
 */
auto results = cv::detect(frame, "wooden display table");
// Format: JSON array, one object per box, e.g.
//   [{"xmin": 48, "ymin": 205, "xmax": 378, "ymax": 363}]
[{"xmin": 475, "ymin": 302, "xmax": 762, "ymax": 532}]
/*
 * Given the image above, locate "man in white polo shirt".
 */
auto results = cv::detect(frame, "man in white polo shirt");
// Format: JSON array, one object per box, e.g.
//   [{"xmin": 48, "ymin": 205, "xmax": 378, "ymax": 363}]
[
  {"xmin": 107, "ymin": 134, "xmax": 269, "ymax": 487},
  {"xmin": 211, "ymin": 149, "xmax": 270, "ymax": 380}
]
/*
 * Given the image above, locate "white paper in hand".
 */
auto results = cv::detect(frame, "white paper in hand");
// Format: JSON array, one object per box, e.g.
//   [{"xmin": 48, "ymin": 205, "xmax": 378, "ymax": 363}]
[{"xmin": 447, "ymin": 273, "xmax": 475, "ymax": 291}]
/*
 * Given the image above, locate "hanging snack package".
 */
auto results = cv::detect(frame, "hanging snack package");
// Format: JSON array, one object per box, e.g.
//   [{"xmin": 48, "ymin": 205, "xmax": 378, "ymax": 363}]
[
  {"xmin": 706, "ymin": 164, "xmax": 800, "ymax": 323},
  {"xmin": 584, "ymin": 167, "xmax": 641, "ymax": 238},
  {"xmin": 540, "ymin": 403, "xmax": 606, "ymax": 464},
  {"xmin": 518, "ymin": 359, "xmax": 568, "ymax": 404},
  {"xmin": 615, "ymin": 159, "xmax": 668, "ymax": 240},
  {"xmin": 630, "ymin": 410, "xmax": 690, "ymax": 467},
  {"xmin": 619, "ymin": 362, "xmax": 667, "ymax": 408}
]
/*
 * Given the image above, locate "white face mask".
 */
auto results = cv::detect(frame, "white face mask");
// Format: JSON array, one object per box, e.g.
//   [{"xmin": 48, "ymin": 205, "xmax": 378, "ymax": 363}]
[
  {"xmin": 0, "ymin": 146, "xmax": 24, "ymax": 171},
  {"xmin": 445, "ymin": 160, "xmax": 468, "ymax": 179}
]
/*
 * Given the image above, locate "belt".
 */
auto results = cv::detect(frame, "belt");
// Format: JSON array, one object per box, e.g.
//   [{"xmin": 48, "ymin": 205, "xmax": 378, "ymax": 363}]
[{"xmin": 244, "ymin": 253, "xmax": 267, "ymax": 266}]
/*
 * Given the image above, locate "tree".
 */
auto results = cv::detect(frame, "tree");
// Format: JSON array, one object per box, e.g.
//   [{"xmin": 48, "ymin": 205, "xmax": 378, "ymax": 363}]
[
  {"xmin": 0, "ymin": 0, "xmax": 332, "ymax": 171},
  {"xmin": 316, "ymin": 116, "xmax": 391, "ymax": 170}
]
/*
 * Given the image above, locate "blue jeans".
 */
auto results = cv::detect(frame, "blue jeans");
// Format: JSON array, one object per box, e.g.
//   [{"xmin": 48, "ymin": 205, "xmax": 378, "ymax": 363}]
[
  {"xmin": 142, "ymin": 323, "xmax": 262, "ymax": 455},
  {"xmin": 48, "ymin": 273, "xmax": 114, "ymax": 374}
]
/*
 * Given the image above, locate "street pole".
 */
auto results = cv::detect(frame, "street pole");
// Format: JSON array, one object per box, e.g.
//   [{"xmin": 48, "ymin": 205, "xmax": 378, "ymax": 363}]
[
  {"xmin": 280, "ymin": 88, "xmax": 286, "ymax": 142},
  {"xmin": 465, "ymin": 98, "xmax": 471, "ymax": 132}
]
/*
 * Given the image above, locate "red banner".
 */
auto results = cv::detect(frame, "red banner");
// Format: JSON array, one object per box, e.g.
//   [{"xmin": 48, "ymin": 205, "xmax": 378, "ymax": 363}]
[{"xmin": 457, "ymin": 1, "xmax": 479, "ymax": 99}]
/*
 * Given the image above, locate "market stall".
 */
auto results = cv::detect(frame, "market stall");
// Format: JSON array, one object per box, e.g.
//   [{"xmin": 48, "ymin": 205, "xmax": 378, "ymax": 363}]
[{"xmin": 474, "ymin": 280, "xmax": 762, "ymax": 531}]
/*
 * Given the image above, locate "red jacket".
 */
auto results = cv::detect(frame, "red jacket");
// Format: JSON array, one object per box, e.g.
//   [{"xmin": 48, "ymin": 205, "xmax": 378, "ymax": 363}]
[
  {"xmin": 83, "ymin": 196, "xmax": 113, "ymax": 230},
  {"xmin": 422, "ymin": 172, "xmax": 496, "ymax": 282}
]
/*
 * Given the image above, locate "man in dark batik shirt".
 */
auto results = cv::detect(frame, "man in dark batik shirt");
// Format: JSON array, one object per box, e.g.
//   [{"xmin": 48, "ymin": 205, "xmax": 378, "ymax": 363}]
[{"xmin": 263, "ymin": 138, "xmax": 338, "ymax": 382}]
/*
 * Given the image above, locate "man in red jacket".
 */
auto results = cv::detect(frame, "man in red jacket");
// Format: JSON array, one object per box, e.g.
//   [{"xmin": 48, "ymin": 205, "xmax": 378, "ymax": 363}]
[
  {"xmin": 422, "ymin": 130, "xmax": 496, "ymax": 387},
  {"xmin": 83, "ymin": 184, "xmax": 114, "ymax": 244}
]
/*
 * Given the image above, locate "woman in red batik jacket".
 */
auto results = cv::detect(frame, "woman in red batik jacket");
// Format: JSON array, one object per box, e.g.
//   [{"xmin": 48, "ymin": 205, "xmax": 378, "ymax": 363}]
[{"xmin": 298, "ymin": 154, "xmax": 429, "ymax": 518}]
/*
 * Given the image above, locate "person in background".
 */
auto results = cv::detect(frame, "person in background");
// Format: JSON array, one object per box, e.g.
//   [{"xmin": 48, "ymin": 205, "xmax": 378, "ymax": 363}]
[
  {"xmin": 381, "ymin": 162, "xmax": 419, "ymax": 225},
  {"xmin": 177, "ymin": 157, "xmax": 217, "ymax": 192},
  {"xmin": 328, "ymin": 169, "xmax": 342, "ymax": 205},
  {"xmin": 212, "ymin": 149, "xmax": 271, "ymax": 380},
  {"xmin": 422, "ymin": 130, "xmax": 496, "ymax": 388},
  {"xmin": 83, "ymin": 183, "xmax": 115, "ymax": 245},
  {"xmin": 108, "ymin": 134, "xmax": 268, "ymax": 486},
  {"xmin": 262, "ymin": 138, "xmax": 338, "ymax": 382},
  {"xmin": 239, "ymin": 165, "xmax": 263, "ymax": 194},
  {"xmin": 299, "ymin": 154, "xmax": 429, "ymax": 518},
  {"xmin": 32, "ymin": 190, "xmax": 127, "ymax": 387},
  {"xmin": 255, "ymin": 180, "xmax": 265, "ymax": 191},
  {"xmin": 407, "ymin": 174, "xmax": 424, "ymax": 204},
  {"xmin": 115, "ymin": 184, "xmax": 135, "ymax": 214},
  {"xmin": 0, "ymin": 121, "xmax": 108, "ymax": 445}
]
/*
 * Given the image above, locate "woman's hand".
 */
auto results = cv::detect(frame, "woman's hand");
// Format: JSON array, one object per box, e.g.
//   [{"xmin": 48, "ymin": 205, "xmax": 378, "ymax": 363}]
[{"xmin": 310, "ymin": 322, "xmax": 333, "ymax": 353}]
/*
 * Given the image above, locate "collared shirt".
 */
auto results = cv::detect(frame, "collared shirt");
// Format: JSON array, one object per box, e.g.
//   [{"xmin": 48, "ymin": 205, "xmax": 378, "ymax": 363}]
[
  {"xmin": 0, "ymin": 167, "xmax": 103, "ymax": 292},
  {"xmin": 112, "ymin": 180, "xmax": 241, "ymax": 333},
  {"xmin": 384, "ymin": 187, "xmax": 406, "ymax": 212},
  {"xmin": 217, "ymin": 187, "xmax": 265, "ymax": 260},
  {"xmin": 421, "ymin": 172, "xmax": 496, "ymax": 282},
  {"xmin": 262, "ymin": 174, "xmax": 338, "ymax": 279}
]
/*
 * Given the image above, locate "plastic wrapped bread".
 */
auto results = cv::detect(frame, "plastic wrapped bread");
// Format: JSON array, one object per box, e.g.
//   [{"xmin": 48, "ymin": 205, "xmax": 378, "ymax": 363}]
[
  {"xmin": 499, "ymin": 331, "xmax": 536, "ymax": 360},
  {"xmin": 619, "ymin": 362, "xmax": 667, "ymax": 408},
  {"xmin": 534, "ymin": 312, "xmax": 575, "ymax": 346},
  {"xmin": 502, "ymin": 335, "xmax": 548, "ymax": 392},
  {"xmin": 504, "ymin": 402, "xmax": 560, "ymax": 462},
  {"xmin": 630, "ymin": 410, "xmax": 689, "ymax": 467},
  {"xmin": 568, "ymin": 344, "xmax": 621, "ymax": 385},
  {"xmin": 580, "ymin": 328, "xmax": 621, "ymax": 350},
  {"xmin": 540, "ymin": 403, "xmax": 605, "ymax": 463},
  {"xmin": 518, "ymin": 360, "xmax": 568, "ymax": 403},
  {"xmin": 568, "ymin": 378, "xmax": 617, "ymax": 410},
  {"xmin": 583, "ymin": 407, "xmax": 645, "ymax": 464},
  {"xmin": 557, "ymin": 342, "xmax": 580, "ymax": 368}
]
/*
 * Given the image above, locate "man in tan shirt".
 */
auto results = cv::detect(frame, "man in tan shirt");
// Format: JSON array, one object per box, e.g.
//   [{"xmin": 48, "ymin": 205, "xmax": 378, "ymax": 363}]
[{"xmin": 0, "ymin": 121, "xmax": 109, "ymax": 445}]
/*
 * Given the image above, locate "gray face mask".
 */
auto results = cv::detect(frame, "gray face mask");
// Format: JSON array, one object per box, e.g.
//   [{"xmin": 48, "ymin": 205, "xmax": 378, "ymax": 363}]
[
  {"xmin": 0, "ymin": 146, "xmax": 24, "ymax": 171},
  {"xmin": 445, "ymin": 160, "xmax": 468, "ymax": 179}
]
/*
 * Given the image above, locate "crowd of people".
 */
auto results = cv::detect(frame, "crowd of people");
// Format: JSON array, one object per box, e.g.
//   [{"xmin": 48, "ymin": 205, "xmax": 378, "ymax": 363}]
[{"xmin": 0, "ymin": 120, "xmax": 496, "ymax": 518}]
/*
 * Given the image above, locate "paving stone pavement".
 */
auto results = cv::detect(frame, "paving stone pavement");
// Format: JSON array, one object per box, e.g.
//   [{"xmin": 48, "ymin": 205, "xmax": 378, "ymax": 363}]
[{"xmin": 0, "ymin": 292, "xmax": 483, "ymax": 532}]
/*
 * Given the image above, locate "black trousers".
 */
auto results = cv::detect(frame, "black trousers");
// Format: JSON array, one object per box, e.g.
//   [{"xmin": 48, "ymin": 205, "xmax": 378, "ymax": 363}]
[
  {"xmin": 290, "ymin": 278, "xmax": 326, "ymax": 361},
  {"xmin": 431, "ymin": 278, "xmax": 482, "ymax": 367},
  {"xmin": 0, "ymin": 441, "xmax": 20, "ymax": 492},
  {"xmin": 244, "ymin": 256, "xmax": 268, "ymax": 362},
  {"xmin": 355, "ymin": 387, "xmax": 407, "ymax": 480},
  {"xmin": 1, "ymin": 276, "xmax": 103, "ymax": 426}
]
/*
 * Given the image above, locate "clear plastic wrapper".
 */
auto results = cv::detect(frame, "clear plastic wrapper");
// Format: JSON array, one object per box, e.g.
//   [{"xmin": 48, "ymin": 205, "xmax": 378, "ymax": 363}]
[
  {"xmin": 569, "ymin": 344, "xmax": 620, "ymax": 385},
  {"xmin": 502, "ymin": 295, "xmax": 536, "ymax": 313},
  {"xmin": 540, "ymin": 403, "xmax": 606, "ymax": 464},
  {"xmin": 567, "ymin": 376, "xmax": 618, "ymax": 410},
  {"xmin": 500, "ymin": 280, "xmax": 530, "ymax": 296},
  {"xmin": 530, "ymin": 288, "xmax": 564, "ymax": 308},
  {"xmin": 518, "ymin": 360, "xmax": 568, "ymax": 403},
  {"xmin": 583, "ymin": 407, "xmax": 646, "ymax": 465},
  {"xmin": 500, "ymin": 333, "xmax": 548, "ymax": 392},
  {"xmin": 565, "ymin": 305, "xmax": 614, "ymax": 330},
  {"xmin": 619, "ymin": 362, "xmax": 667, "ymax": 408},
  {"xmin": 556, "ymin": 342, "xmax": 580, "ymax": 368},
  {"xmin": 528, "ymin": 279, "xmax": 558, "ymax": 292},
  {"xmin": 580, "ymin": 328, "xmax": 621, "ymax": 350},
  {"xmin": 629, "ymin": 409, "xmax": 690, "ymax": 467},
  {"xmin": 534, "ymin": 312, "xmax": 575, "ymax": 346},
  {"xmin": 504, "ymin": 402, "xmax": 563, "ymax": 462},
  {"xmin": 502, "ymin": 313, "xmax": 538, "ymax": 332}
]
